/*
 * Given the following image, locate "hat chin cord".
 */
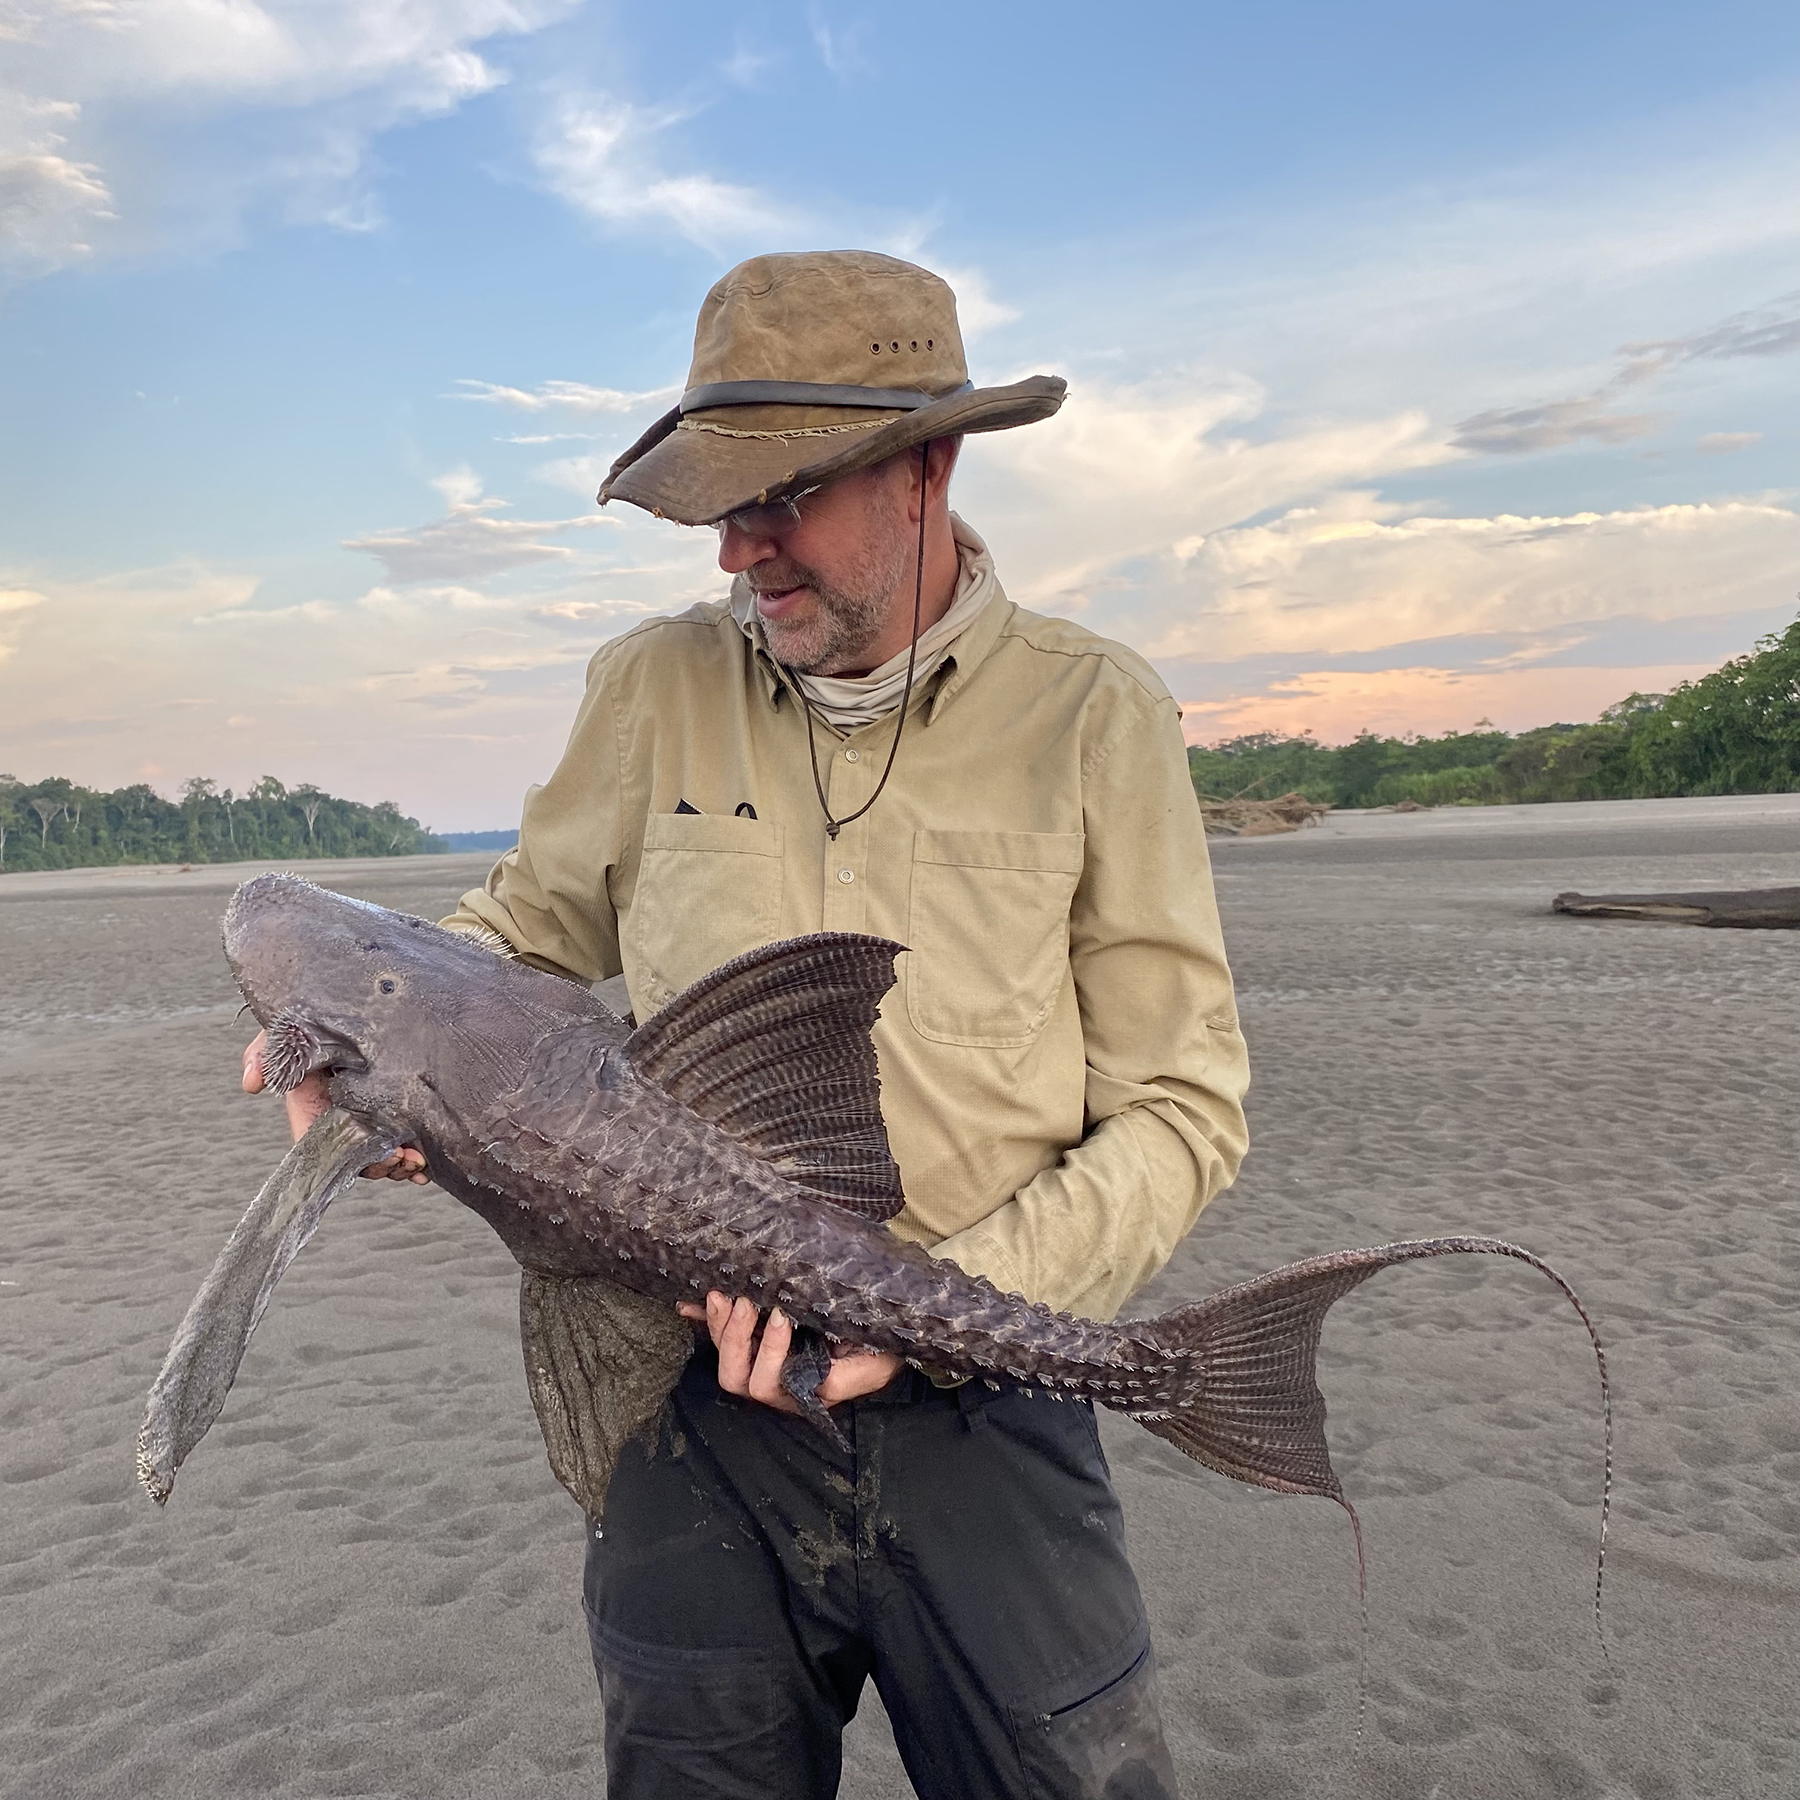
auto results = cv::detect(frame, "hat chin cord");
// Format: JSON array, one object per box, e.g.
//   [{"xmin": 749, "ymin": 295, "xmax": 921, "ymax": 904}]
[{"xmin": 784, "ymin": 443, "xmax": 928, "ymax": 843}]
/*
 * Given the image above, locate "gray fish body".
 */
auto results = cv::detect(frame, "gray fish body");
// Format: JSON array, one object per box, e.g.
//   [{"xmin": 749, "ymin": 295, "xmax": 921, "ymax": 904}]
[
  {"xmin": 226, "ymin": 875, "xmax": 1152, "ymax": 1404},
  {"xmin": 144, "ymin": 871, "xmax": 1611, "ymax": 1665}
]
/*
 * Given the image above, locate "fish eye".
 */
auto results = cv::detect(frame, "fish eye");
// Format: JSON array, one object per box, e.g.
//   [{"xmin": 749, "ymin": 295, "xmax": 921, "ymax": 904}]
[{"xmin": 378, "ymin": 978, "xmax": 397, "ymax": 994}]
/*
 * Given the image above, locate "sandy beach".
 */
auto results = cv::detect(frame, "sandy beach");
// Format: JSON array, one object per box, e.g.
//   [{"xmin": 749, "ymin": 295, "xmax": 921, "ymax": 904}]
[{"xmin": 2, "ymin": 794, "xmax": 1796, "ymax": 1799}]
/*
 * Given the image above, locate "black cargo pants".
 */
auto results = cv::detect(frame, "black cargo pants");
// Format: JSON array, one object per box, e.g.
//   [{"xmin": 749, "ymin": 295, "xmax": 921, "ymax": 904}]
[{"xmin": 583, "ymin": 1347, "xmax": 1178, "ymax": 1799}]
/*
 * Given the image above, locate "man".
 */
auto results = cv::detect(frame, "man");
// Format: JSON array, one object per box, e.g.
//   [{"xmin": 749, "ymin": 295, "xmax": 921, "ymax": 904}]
[{"xmin": 249, "ymin": 251, "xmax": 1249, "ymax": 1798}]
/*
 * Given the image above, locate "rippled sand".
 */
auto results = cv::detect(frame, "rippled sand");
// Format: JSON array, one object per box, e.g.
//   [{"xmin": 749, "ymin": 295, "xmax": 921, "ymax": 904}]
[{"xmin": 2, "ymin": 796, "xmax": 1796, "ymax": 1799}]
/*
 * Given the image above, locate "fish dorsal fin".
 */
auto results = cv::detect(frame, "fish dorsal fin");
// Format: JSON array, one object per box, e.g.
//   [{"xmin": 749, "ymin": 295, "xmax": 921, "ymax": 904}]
[{"xmin": 624, "ymin": 933, "xmax": 906, "ymax": 1221}]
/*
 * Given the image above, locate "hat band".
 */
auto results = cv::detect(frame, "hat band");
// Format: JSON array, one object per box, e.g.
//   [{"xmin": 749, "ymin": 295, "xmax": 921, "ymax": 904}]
[{"xmin": 680, "ymin": 379, "xmax": 975, "ymax": 413}]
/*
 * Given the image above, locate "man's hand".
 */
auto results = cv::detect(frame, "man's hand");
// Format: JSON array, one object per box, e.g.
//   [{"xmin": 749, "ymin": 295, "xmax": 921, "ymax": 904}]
[
  {"xmin": 680, "ymin": 1291, "xmax": 902, "ymax": 1412},
  {"xmin": 241, "ymin": 1030, "xmax": 428, "ymax": 1183}
]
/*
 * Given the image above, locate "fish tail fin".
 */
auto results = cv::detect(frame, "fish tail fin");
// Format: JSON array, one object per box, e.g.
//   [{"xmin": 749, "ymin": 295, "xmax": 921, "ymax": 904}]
[
  {"xmin": 1136, "ymin": 1236, "xmax": 1611, "ymax": 1667},
  {"xmin": 1137, "ymin": 1253, "xmax": 1379, "ymax": 1502}
]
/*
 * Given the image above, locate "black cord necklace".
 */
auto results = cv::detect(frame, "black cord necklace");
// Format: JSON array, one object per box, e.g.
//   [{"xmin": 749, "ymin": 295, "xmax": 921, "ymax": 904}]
[{"xmin": 781, "ymin": 444, "xmax": 929, "ymax": 843}]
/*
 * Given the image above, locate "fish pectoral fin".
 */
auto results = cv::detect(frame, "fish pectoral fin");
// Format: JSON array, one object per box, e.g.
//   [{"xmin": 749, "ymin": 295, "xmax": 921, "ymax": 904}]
[
  {"xmin": 623, "ymin": 933, "xmax": 908, "ymax": 1222},
  {"xmin": 137, "ymin": 1108, "xmax": 398, "ymax": 1506},
  {"xmin": 779, "ymin": 1328, "xmax": 849, "ymax": 1452},
  {"xmin": 519, "ymin": 1270, "xmax": 697, "ymax": 1518}
]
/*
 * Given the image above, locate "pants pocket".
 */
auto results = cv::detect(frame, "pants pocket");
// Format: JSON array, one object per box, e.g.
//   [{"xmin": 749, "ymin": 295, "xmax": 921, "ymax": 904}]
[
  {"xmin": 1011, "ymin": 1642, "xmax": 1179, "ymax": 1800},
  {"xmin": 587, "ymin": 1605, "xmax": 784, "ymax": 1792}
]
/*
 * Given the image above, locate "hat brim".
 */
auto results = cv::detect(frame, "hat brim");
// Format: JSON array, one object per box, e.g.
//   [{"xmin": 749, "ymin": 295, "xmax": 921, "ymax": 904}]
[{"xmin": 599, "ymin": 376, "xmax": 1066, "ymax": 527}]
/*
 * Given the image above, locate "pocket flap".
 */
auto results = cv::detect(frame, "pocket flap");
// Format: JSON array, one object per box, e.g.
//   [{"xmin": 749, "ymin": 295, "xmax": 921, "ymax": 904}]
[
  {"xmin": 913, "ymin": 828, "xmax": 1084, "ymax": 875},
  {"xmin": 642, "ymin": 811, "xmax": 782, "ymax": 857}
]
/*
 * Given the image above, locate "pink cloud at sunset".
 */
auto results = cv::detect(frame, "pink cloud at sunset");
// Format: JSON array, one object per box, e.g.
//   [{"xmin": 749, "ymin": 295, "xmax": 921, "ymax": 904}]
[{"xmin": 1178, "ymin": 661, "xmax": 1715, "ymax": 746}]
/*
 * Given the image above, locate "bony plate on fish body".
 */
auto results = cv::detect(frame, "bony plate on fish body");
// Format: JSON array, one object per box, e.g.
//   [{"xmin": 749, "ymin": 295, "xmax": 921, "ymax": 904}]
[{"xmin": 139, "ymin": 874, "xmax": 1613, "ymax": 1674}]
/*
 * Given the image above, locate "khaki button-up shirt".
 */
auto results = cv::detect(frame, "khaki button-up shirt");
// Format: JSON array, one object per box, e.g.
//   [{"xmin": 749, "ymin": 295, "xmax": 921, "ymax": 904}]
[{"xmin": 445, "ymin": 534, "xmax": 1249, "ymax": 1322}]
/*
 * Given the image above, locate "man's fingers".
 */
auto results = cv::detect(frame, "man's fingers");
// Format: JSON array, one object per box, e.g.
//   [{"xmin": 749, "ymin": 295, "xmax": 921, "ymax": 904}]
[
  {"xmin": 817, "ymin": 1348, "xmax": 903, "ymax": 1406},
  {"xmin": 714, "ymin": 1296, "xmax": 764, "ymax": 1396},
  {"xmin": 703, "ymin": 1290, "xmax": 734, "ymax": 1345},
  {"xmin": 361, "ymin": 1146, "xmax": 428, "ymax": 1183},
  {"xmin": 241, "ymin": 1032, "xmax": 267, "ymax": 1094},
  {"xmin": 280, "ymin": 1070, "xmax": 332, "ymax": 1144},
  {"xmin": 745, "ymin": 1308, "xmax": 795, "ymax": 1408}
]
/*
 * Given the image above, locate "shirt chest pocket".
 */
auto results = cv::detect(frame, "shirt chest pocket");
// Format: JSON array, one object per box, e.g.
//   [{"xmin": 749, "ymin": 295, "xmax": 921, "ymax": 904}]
[
  {"xmin": 626, "ymin": 812, "xmax": 785, "ymax": 1013},
  {"xmin": 905, "ymin": 829, "xmax": 1084, "ymax": 1048}
]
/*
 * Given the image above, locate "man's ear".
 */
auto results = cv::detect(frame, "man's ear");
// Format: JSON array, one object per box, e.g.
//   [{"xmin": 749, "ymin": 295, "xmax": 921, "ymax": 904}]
[{"xmin": 925, "ymin": 434, "xmax": 962, "ymax": 506}]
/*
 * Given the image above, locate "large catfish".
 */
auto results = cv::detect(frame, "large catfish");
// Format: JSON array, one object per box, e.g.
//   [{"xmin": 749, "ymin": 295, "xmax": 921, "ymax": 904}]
[{"xmin": 140, "ymin": 874, "xmax": 1610, "ymax": 1637}]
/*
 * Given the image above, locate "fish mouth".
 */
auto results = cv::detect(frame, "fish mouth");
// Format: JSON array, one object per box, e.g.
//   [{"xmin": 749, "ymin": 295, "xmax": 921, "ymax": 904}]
[{"xmin": 259, "ymin": 1011, "xmax": 368, "ymax": 1094}]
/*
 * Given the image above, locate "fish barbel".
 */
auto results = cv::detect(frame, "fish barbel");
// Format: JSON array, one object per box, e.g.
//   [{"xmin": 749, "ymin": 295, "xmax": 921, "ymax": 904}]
[{"xmin": 139, "ymin": 873, "xmax": 1611, "ymax": 1652}]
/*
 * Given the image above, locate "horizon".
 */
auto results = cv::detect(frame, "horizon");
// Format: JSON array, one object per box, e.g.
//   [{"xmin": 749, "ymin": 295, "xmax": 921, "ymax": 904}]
[
  {"xmin": 3, "ymin": 1, "xmax": 1798, "ymax": 830},
  {"xmin": 7, "ymin": 604, "xmax": 1792, "ymax": 828}
]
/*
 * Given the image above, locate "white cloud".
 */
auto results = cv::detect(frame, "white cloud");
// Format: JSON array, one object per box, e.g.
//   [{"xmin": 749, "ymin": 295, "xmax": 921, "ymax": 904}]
[
  {"xmin": 1450, "ymin": 395, "xmax": 1661, "ymax": 454},
  {"xmin": 1622, "ymin": 290, "xmax": 1800, "ymax": 373},
  {"xmin": 1146, "ymin": 496, "xmax": 1800, "ymax": 665},
  {"xmin": 958, "ymin": 369, "xmax": 1455, "ymax": 614},
  {"xmin": 533, "ymin": 89, "xmax": 801, "ymax": 251},
  {"xmin": 935, "ymin": 265, "xmax": 1020, "ymax": 340},
  {"xmin": 0, "ymin": 584, "xmax": 46, "ymax": 664},
  {"xmin": 0, "ymin": 555, "xmax": 640, "ymax": 825},
  {"xmin": 1697, "ymin": 431, "xmax": 1762, "ymax": 454},
  {"xmin": 452, "ymin": 376, "xmax": 679, "ymax": 414},
  {"xmin": 807, "ymin": 5, "xmax": 870, "ymax": 80},
  {"xmin": 342, "ymin": 472, "xmax": 615, "ymax": 583},
  {"xmin": 0, "ymin": 0, "xmax": 577, "ymax": 274},
  {"xmin": 944, "ymin": 361, "xmax": 1798, "ymax": 739},
  {"xmin": 0, "ymin": 96, "xmax": 115, "ymax": 270},
  {"xmin": 1449, "ymin": 293, "xmax": 1800, "ymax": 456},
  {"xmin": 533, "ymin": 450, "xmax": 610, "ymax": 495},
  {"xmin": 718, "ymin": 42, "xmax": 777, "ymax": 88}
]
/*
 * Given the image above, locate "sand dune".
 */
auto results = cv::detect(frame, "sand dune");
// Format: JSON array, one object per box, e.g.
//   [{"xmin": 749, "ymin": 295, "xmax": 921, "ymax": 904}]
[{"xmin": 2, "ymin": 799, "xmax": 1796, "ymax": 1798}]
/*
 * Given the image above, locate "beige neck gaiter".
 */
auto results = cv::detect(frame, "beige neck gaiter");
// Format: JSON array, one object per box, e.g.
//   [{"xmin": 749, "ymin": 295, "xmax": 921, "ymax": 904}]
[{"xmin": 731, "ymin": 513, "xmax": 997, "ymax": 732}]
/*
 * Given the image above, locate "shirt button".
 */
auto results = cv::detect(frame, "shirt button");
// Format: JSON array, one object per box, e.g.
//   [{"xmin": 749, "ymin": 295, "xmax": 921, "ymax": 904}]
[
  {"xmin": 844, "ymin": 748, "xmax": 860, "ymax": 762},
  {"xmin": 837, "ymin": 868, "xmax": 855, "ymax": 885}
]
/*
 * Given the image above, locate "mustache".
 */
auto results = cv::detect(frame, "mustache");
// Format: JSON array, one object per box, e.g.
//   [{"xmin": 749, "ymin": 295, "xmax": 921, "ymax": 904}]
[{"xmin": 745, "ymin": 561, "xmax": 822, "ymax": 594}]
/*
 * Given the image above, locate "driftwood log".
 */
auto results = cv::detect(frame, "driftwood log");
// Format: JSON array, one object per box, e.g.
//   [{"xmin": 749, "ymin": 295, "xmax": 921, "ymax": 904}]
[
  {"xmin": 1199, "ymin": 791, "xmax": 1331, "ymax": 838},
  {"xmin": 1552, "ymin": 888, "xmax": 1800, "ymax": 930}
]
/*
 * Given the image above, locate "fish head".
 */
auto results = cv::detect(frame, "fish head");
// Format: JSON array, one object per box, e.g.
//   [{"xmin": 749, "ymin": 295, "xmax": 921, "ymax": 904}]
[{"xmin": 223, "ymin": 872, "xmax": 550, "ymax": 1125}]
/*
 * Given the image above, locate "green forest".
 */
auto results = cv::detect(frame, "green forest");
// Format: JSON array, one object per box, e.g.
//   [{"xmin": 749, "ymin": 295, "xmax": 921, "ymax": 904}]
[
  {"xmin": 0, "ymin": 775, "xmax": 447, "ymax": 874},
  {"xmin": 1189, "ymin": 615, "xmax": 1800, "ymax": 810}
]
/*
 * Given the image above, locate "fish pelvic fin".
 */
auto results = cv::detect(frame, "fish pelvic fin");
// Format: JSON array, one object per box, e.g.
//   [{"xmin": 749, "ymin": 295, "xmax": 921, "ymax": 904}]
[
  {"xmin": 1138, "ymin": 1235, "xmax": 1612, "ymax": 1659},
  {"xmin": 623, "ymin": 933, "xmax": 907, "ymax": 1221},
  {"xmin": 519, "ymin": 1270, "xmax": 698, "ymax": 1518}
]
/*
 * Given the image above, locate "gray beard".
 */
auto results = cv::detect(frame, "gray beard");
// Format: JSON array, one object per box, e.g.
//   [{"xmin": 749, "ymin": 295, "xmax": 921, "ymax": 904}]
[{"xmin": 752, "ymin": 521, "xmax": 913, "ymax": 676}]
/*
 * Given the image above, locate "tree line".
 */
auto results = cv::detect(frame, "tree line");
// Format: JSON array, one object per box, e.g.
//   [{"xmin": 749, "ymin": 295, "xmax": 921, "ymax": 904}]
[
  {"xmin": 1189, "ymin": 615, "xmax": 1800, "ymax": 810},
  {"xmin": 0, "ymin": 774, "xmax": 448, "ymax": 874}
]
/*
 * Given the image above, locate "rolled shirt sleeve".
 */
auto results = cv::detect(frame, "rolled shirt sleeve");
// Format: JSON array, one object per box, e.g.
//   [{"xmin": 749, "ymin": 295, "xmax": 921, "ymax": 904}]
[{"xmin": 440, "ymin": 657, "xmax": 629, "ymax": 986}]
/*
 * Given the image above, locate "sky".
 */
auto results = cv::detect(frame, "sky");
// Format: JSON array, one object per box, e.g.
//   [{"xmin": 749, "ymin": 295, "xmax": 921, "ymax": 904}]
[{"xmin": 2, "ymin": 0, "xmax": 1798, "ymax": 832}]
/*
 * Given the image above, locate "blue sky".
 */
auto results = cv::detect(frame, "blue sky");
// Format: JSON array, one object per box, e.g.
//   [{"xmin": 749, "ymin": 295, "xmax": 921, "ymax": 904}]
[{"xmin": 3, "ymin": 0, "xmax": 1798, "ymax": 830}]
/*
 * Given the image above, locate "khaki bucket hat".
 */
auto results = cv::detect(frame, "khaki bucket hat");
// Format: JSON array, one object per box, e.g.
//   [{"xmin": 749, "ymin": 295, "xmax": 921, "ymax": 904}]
[{"xmin": 598, "ymin": 250, "xmax": 1065, "ymax": 527}]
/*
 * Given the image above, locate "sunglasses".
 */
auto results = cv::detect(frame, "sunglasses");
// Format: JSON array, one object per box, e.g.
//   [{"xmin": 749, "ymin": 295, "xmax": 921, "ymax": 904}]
[{"xmin": 712, "ymin": 487, "xmax": 822, "ymax": 538}]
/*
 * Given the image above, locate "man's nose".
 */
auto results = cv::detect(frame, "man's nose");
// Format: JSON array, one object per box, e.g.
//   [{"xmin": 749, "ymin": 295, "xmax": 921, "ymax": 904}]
[{"xmin": 715, "ymin": 522, "xmax": 781, "ymax": 574}]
